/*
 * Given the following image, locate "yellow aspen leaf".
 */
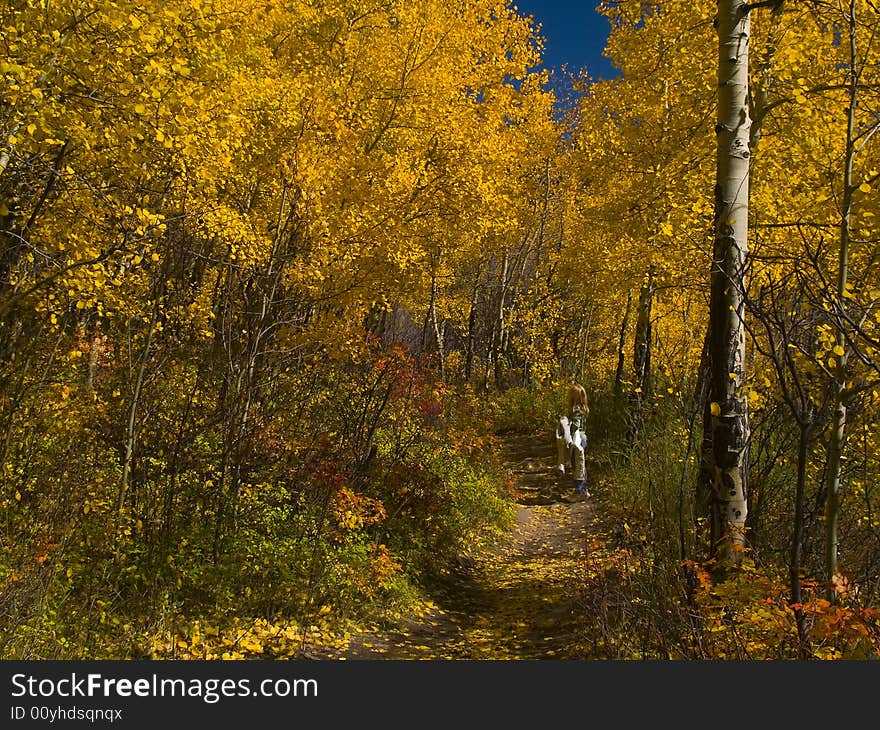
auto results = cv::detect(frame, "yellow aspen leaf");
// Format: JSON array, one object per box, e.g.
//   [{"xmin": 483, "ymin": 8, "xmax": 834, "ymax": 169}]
[
  {"xmin": 710, "ymin": 402, "xmax": 721, "ymax": 416},
  {"xmin": 832, "ymin": 345, "xmax": 845, "ymax": 357},
  {"xmin": 859, "ymin": 183, "xmax": 871, "ymax": 193},
  {"xmin": 14, "ymin": 491, "xmax": 21, "ymax": 501}
]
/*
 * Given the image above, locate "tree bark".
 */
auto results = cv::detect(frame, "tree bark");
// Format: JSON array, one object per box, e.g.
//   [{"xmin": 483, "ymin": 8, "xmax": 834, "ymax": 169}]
[
  {"xmin": 465, "ymin": 271, "xmax": 480, "ymax": 383},
  {"xmin": 633, "ymin": 271, "xmax": 654, "ymax": 400},
  {"xmin": 487, "ymin": 251, "xmax": 508, "ymax": 390},
  {"xmin": 708, "ymin": 0, "xmax": 752, "ymax": 567},
  {"xmin": 791, "ymin": 421, "xmax": 812, "ymax": 658},
  {"xmin": 614, "ymin": 289, "xmax": 633, "ymax": 396}
]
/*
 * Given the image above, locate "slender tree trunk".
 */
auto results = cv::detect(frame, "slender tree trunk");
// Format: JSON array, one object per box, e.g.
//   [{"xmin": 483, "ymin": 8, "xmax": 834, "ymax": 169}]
[
  {"xmin": 424, "ymin": 261, "xmax": 446, "ymax": 379},
  {"xmin": 431, "ymin": 299, "xmax": 446, "ymax": 381},
  {"xmin": 825, "ymin": 0, "xmax": 858, "ymax": 597},
  {"xmin": 633, "ymin": 272, "xmax": 654, "ymax": 400},
  {"xmin": 614, "ymin": 290, "xmax": 633, "ymax": 396},
  {"xmin": 708, "ymin": 0, "xmax": 752, "ymax": 567},
  {"xmin": 465, "ymin": 272, "xmax": 480, "ymax": 383},
  {"xmin": 695, "ymin": 326, "xmax": 714, "ymax": 536},
  {"xmin": 491, "ymin": 251, "xmax": 509, "ymax": 390},
  {"xmin": 117, "ymin": 296, "xmax": 159, "ymax": 546},
  {"xmin": 420, "ymin": 274, "xmax": 434, "ymax": 355},
  {"xmin": 791, "ymin": 421, "xmax": 812, "ymax": 658},
  {"xmin": 690, "ymin": 321, "xmax": 717, "ymax": 563},
  {"xmin": 483, "ymin": 322, "xmax": 494, "ymax": 392}
]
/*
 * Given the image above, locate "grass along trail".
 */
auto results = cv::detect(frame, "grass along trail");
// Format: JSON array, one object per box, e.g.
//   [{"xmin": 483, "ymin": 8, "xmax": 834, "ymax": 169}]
[{"xmin": 310, "ymin": 431, "xmax": 602, "ymax": 660}]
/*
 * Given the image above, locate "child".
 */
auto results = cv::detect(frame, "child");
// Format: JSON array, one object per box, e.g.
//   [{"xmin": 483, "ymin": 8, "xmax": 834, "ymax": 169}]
[{"xmin": 555, "ymin": 383, "xmax": 590, "ymax": 496}]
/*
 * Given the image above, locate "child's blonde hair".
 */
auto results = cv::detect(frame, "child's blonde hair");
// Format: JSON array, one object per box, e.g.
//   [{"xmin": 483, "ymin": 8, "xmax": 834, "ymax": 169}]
[{"xmin": 566, "ymin": 383, "xmax": 589, "ymax": 417}]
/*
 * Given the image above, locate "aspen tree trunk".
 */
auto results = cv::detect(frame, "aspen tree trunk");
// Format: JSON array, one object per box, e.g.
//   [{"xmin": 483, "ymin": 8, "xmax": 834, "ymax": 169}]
[
  {"xmin": 614, "ymin": 290, "xmax": 633, "ymax": 396},
  {"xmin": 709, "ymin": 0, "xmax": 752, "ymax": 566},
  {"xmin": 465, "ymin": 271, "xmax": 480, "ymax": 383},
  {"xmin": 495, "ymin": 251, "xmax": 509, "ymax": 389},
  {"xmin": 425, "ymin": 261, "xmax": 446, "ymax": 380},
  {"xmin": 420, "ymin": 274, "xmax": 434, "ymax": 354},
  {"xmin": 487, "ymin": 251, "xmax": 508, "ymax": 390},
  {"xmin": 632, "ymin": 272, "xmax": 654, "ymax": 399},
  {"xmin": 825, "ymin": 0, "xmax": 858, "ymax": 596},
  {"xmin": 537, "ymin": 158, "xmax": 551, "ymax": 268},
  {"xmin": 431, "ymin": 300, "xmax": 446, "ymax": 381}
]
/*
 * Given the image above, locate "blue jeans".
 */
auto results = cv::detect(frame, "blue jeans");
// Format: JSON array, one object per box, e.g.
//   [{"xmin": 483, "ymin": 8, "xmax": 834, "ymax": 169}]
[{"xmin": 556, "ymin": 416, "xmax": 588, "ymax": 489}]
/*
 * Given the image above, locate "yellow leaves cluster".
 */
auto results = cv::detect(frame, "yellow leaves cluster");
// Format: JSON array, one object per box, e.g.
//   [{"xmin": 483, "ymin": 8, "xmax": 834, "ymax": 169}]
[
  {"xmin": 2, "ymin": 0, "xmax": 568, "ymax": 403},
  {"xmin": 147, "ymin": 617, "xmax": 352, "ymax": 660}
]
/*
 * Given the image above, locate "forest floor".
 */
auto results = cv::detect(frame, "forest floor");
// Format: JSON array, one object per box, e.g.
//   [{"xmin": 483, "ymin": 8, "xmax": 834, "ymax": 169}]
[{"xmin": 302, "ymin": 431, "xmax": 602, "ymax": 659}]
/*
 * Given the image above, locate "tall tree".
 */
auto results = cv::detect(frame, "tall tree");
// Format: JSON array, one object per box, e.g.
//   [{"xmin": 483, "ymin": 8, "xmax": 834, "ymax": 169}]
[{"xmin": 707, "ymin": 0, "xmax": 753, "ymax": 566}]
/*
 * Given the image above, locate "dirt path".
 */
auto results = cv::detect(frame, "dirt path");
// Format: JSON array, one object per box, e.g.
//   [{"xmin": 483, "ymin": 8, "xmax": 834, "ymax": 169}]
[{"xmin": 312, "ymin": 431, "xmax": 598, "ymax": 659}]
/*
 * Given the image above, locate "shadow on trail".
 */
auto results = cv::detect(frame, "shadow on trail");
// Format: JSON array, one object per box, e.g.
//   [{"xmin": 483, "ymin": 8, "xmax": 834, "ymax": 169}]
[{"xmin": 502, "ymin": 429, "xmax": 574, "ymax": 505}]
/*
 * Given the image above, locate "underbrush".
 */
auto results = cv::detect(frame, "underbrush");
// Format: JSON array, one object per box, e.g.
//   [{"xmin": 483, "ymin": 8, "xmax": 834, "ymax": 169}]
[
  {"xmin": 0, "ymin": 347, "xmax": 514, "ymax": 659},
  {"xmin": 580, "ymin": 387, "xmax": 880, "ymax": 659},
  {"xmin": 484, "ymin": 385, "xmax": 562, "ymax": 435}
]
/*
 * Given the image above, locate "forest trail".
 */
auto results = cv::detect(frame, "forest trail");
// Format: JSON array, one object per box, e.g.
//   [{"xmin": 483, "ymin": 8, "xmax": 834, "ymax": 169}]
[{"xmin": 307, "ymin": 431, "xmax": 599, "ymax": 659}]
